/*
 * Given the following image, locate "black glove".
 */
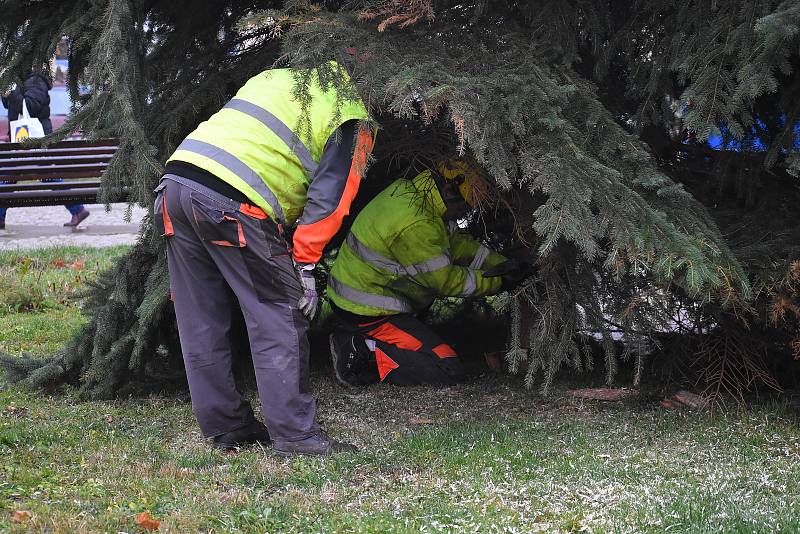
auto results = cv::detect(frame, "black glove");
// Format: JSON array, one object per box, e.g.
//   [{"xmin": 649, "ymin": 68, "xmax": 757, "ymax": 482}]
[{"xmin": 483, "ymin": 259, "xmax": 536, "ymax": 292}]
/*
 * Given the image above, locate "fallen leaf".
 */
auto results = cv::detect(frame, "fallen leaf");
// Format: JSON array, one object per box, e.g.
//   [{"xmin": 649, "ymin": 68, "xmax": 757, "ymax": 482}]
[
  {"xmin": 409, "ymin": 417, "xmax": 434, "ymax": 425},
  {"xmin": 70, "ymin": 260, "xmax": 86, "ymax": 271},
  {"xmin": 135, "ymin": 511, "xmax": 160, "ymax": 531},
  {"xmin": 11, "ymin": 510, "xmax": 32, "ymax": 523},
  {"xmin": 106, "ymin": 414, "xmax": 114, "ymax": 423},
  {"xmin": 53, "ymin": 259, "xmax": 66, "ymax": 268},
  {"xmin": 673, "ymin": 390, "xmax": 709, "ymax": 409},
  {"xmin": 5, "ymin": 405, "xmax": 15, "ymax": 413}
]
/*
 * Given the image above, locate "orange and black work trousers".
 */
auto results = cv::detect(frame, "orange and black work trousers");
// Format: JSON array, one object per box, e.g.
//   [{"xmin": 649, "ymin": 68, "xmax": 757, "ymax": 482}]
[
  {"xmin": 155, "ymin": 174, "xmax": 320, "ymax": 447},
  {"xmin": 334, "ymin": 311, "xmax": 466, "ymax": 386}
]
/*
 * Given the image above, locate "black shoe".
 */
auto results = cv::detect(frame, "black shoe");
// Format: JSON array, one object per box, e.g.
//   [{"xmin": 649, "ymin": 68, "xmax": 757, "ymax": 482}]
[
  {"xmin": 329, "ymin": 333, "xmax": 371, "ymax": 386},
  {"xmin": 212, "ymin": 420, "xmax": 272, "ymax": 450},
  {"xmin": 273, "ymin": 431, "xmax": 358, "ymax": 457}
]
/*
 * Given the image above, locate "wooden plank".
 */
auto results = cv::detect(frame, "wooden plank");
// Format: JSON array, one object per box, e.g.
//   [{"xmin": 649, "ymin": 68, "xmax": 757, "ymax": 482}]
[
  {"xmin": 0, "ymin": 180, "xmax": 101, "ymax": 192},
  {"xmin": 0, "ymin": 155, "xmax": 113, "ymax": 167},
  {"xmin": 0, "ymin": 190, "xmax": 101, "ymax": 208},
  {"xmin": 0, "ymin": 187, "xmax": 101, "ymax": 200},
  {"xmin": 0, "ymin": 171, "xmax": 104, "ymax": 182},
  {"xmin": 0, "ymin": 162, "xmax": 108, "ymax": 175},
  {"xmin": 0, "ymin": 139, "xmax": 117, "ymax": 151},
  {"xmin": 0, "ymin": 187, "xmax": 100, "ymax": 201},
  {"xmin": 0, "ymin": 146, "xmax": 117, "ymax": 159},
  {"xmin": 0, "ymin": 188, "xmax": 129, "ymax": 208}
]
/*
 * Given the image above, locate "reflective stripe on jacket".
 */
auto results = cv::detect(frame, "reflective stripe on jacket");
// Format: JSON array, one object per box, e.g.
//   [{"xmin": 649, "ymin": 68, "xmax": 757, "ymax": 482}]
[
  {"xmin": 166, "ymin": 61, "xmax": 370, "ymax": 227},
  {"xmin": 327, "ymin": 171, "xmax": 507, "ymax": 316}
]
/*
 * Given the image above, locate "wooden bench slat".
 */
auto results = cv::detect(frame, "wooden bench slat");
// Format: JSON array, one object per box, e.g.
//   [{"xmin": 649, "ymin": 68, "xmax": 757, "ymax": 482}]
[
  {"xmin": 0, "ymin": 187, "xmax": 101, "ymax": 200},
  {"xmin": 0, "ymin": 146, "xmax": 117, "ymax": 159},
  {"xmin": 0, "ymin": 190, "xmax": 107, "ymax": 209},
  {"xmin": 0, "ymin": 180, "xmax": 101, "ymax": 192},
  {"xmin": 0, "ymin": 171, "xmax": 104, "ymax": 182},
  {"xmin": 0, "ymin": 155, "xmax": 113, "ymax": 167},
  {"xmin": 0, "ymin": 139, "xmax": 117, "ymax": 151},
  {"xmin": 0, "ymin": 162, "xmax": 108, "ymax": 175}
]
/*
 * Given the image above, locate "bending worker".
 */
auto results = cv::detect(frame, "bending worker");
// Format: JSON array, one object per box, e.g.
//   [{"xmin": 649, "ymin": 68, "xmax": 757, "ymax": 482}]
[
  {"xmin": 155, "ymin": 61, "xmax": 374, "ymax": 455},
  {"xmin": 327, "ymin": 157, "xmax": 532, "ymax": 386}
]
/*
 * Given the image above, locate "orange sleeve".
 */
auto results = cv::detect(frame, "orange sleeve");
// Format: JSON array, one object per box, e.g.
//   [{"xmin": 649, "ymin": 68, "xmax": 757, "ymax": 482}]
[{"xmin": 292, "ymin": 125, "xmax": 374, "ymax": 264}]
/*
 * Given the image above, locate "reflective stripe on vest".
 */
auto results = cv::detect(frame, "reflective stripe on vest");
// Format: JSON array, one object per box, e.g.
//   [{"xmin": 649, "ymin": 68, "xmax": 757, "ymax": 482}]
[
  {"xmin": 224, "ymin": 98, "xmax": 318, "ymax": 177},
  {"xmin": 345, "ymin": 233, "xmax": 451, "ymax": 276},
  {"xmin": 174, "ymin": 138, "xmax": 286, "ymax": 223},
  {"xmin": 460, "ymin": 270, "xmax": 477, "ymax": 297},
  {"xmin": 329, "ymin": 276, "xmax": 414, "ymax": 313},
  {"xmin": 470, "ymin": 244, "xmax": 492, "ymax": 270}
]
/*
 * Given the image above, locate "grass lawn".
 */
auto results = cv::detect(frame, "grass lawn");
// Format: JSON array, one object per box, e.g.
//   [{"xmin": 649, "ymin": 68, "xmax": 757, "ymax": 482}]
[
  {"xmin": 2, "ymin": 247, "xmax": 800, "ymax": 533},
  {"xmin": 0, "ymin": 246, "xmax": 130, "ymax": 354}
]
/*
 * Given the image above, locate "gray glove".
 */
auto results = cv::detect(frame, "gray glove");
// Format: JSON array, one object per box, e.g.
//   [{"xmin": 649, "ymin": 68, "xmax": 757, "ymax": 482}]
[{"xmin": 295, "ymin": 263, "xmax": 318, "ymax": 320}]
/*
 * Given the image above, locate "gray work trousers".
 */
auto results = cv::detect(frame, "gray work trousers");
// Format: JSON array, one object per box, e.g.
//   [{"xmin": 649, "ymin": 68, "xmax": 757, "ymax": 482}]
[{"xmin": 154, "ymin": 174, "xmax": 319, "ymax": 446}]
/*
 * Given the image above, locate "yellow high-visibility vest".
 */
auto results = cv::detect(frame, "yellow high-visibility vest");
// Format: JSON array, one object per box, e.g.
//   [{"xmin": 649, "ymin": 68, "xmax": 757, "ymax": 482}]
[{"xmin": 167, "ymin": 61, "xmax": 369, "ymax": 225}]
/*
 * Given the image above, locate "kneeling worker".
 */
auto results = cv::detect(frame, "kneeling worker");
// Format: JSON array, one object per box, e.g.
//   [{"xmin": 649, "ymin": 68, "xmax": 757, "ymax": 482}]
[{"xmin": 327, "ymin": 157, "xmax": 533, "ymax": 386}]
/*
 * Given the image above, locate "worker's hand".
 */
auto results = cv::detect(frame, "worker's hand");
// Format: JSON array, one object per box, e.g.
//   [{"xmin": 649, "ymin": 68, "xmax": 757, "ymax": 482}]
[
  {"xmin": 295, "ymin": 262, "xmax": 318, "ymax": 320},
  {"xmin": 483, "ymin": 259, "xmax": 536, "ymax": 292}
]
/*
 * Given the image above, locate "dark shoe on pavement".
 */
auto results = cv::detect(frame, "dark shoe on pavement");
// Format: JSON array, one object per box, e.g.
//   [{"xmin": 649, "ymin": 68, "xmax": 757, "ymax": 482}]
[
  {"xmin": 329, "ymin": 332, "xmax": 373, "ymax": 386},
  {"xmin": 273, "ymin": 432, "xmax": 357, "ymax": 457},
  {"xmin": 64, "ymin": 209, "xmax": 90, "ymax": 227},
  {"xmin": 212, "ymin": 420, "xmax": 272, "ymax": 451}
]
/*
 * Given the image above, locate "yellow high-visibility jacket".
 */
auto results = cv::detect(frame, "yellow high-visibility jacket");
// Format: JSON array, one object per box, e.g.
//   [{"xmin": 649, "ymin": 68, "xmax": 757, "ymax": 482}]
[
  {"xmin": 328, "ymin": 171, "xmax": 507, "ymax": 316},
  {"xmin": 167, "ymin": 61, "xmax": 372, "ymax": 263}
]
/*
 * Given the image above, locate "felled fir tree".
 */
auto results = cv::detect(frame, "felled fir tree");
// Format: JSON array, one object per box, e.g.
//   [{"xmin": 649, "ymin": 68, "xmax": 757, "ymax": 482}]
[{"xmin": 1, "ymin": 0, "xmax": 798, "ymax": 397}]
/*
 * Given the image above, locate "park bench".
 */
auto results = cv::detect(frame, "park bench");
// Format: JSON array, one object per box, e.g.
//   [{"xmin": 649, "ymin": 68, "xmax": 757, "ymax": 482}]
[{"xmin": 0, "ymin": 139, "xmax": 120, "ymax": 208}]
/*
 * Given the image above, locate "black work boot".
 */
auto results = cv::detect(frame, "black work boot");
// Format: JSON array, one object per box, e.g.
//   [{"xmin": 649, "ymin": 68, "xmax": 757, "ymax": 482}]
[
  {"xmin": 212, "ymin": 420, "xmax": 272, "ymax": 450},
  {"xmin": 273, "ymin": 431, "xmax": 357, "ymax": 457},
  {"xmin": 329, "ymin": 332, "xmax": 373, "ymax": 386}
]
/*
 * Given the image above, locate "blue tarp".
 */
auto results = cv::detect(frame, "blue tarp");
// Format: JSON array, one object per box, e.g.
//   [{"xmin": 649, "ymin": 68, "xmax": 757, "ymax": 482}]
[{"xmin": 706, "ymin": 118, "xmax": 800, "ymax": 152}]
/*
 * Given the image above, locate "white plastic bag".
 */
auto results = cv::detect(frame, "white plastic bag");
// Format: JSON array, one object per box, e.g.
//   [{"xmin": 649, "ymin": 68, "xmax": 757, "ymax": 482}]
[{"xmin": 10, "ymin": 100, "xmax": 45, "ymax": 142}]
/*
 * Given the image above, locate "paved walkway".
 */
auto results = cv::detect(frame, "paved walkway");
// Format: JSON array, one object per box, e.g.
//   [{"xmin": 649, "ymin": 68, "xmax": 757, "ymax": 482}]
[{"xmin": 0, "ymin": 203, "xmax": 147, "ymax": 250}]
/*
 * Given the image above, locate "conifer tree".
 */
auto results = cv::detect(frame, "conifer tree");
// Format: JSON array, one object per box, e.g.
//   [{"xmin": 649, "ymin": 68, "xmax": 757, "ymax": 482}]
[{"xmin": 1, "ymin": 0, "xmax": 797, "ymax": 397}]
